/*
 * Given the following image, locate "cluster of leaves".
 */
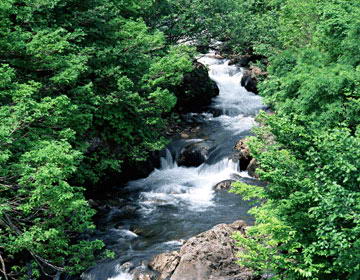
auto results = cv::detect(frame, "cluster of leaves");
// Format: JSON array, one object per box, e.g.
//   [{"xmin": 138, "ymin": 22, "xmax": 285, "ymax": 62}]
[
  {"xmin": 232, "ymin": 0, "xmax": 360, "ymax": 279},
  {"xmin": 0, "ymin": 0, "xmax": 196, "ymax": 278},
  {"xmin": 143, "ymin": 0, "xmax": 241, "ymax": 47}
]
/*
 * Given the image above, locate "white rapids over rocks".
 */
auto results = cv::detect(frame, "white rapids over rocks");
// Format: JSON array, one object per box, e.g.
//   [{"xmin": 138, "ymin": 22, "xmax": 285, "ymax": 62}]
[
  {"xmin": 128, "ymin": 52, "xmax": 266, "ymax": 215},
  {"xmin": 82, "ymin": 51, "xmax": 267, "ymax": 280}
]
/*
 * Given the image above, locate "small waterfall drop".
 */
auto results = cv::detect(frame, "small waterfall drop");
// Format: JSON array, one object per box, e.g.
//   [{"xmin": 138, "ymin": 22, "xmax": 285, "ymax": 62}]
[
  {"xmin": 159, "ymin": 149, "xmax": 177, "ymax": 170},
  {"xmin": 83, "ymin": 51, "xmax": 267, "ymax": 280}
]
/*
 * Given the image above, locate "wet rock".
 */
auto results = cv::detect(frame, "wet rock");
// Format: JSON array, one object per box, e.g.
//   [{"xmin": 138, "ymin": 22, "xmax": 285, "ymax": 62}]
[
  {"xmin": 132, "ymin": 265, "xmax": 158, "ymax": 280},
  {"xmin": 229, "ymin": 55, "xmax": 253, "ymax": 67},
  {"xmin": 247, "ymin": 158, "xmax": 258, "ymax": 178},
  {"xmin": 173, "ymin": 62, "xmax": 219, "ymax": 113},
  {"xmin": 213, "ymin": 179, "xmax": 236, "ymax": 191},
  {"xmin": 115, "ymin": 205, "xmax": 138, "ymax": 219},
  {"xmin": 120, "ymin": 262, "xmax": 135, "ymax": 273},
  {"xmin": 149, "ymin": 251, "xmax": 180, "ymax": 280},
  {"xmin": 177, "ymin": 140, "xmax": 214, "ymax": 167},
  {"xmin": 233, "ymin": 139, "xmax": 253, "ymax": 171},
  {"xmin": 116, "ymin": 149, "xmax": 163, "ymax": 186},
  {"xmin": 241, "ymin": 70, "xmax": 258, "ymax": 94},
  {"xmin": 130, "ymin": 226, "xmax": 146, "ymax": 236},
  {"xmin": 180, "ymin": 133, "xmax": 190, "ymax": 139},
  {"xmin": 229, "ymin": 54, "xmax": 265, "ymax": 68},
  {"xmin": 240, "ymin": 66, "xmax": 268, "ymax": 94},
  {"xmin": 150, "ymin": 220, "xmax": 254, "ymax": 280}
]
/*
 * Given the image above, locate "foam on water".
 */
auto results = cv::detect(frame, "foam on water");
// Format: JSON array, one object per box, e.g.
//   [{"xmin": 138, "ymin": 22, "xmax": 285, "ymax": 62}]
[
  {"xmin": 128, "ymin": 153, "xmax": 245, "ymax": 213},
  {"xmin": 107, "ymin": 272, "xmax": 132, "ymax": 280},
  {"xmin": 124, "ymin": 54, "xmax": 266, "ymax": 213},
  {"xmin": 82, "ymin": 51, "xmax": 266, "ymax": 280},
  {"xmin": 199, "ymin": 54, "xmax": 266, "ymax": 117}
]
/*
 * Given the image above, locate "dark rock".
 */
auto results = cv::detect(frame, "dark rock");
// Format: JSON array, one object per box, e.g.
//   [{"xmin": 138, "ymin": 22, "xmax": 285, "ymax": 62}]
[
  {"xmin": 150, "ymin": 220, "xmax": 254, "ymax": 280},
  {"xmin": 241, "ymin": 66, "xmax": 268, "ymax": 94},
  {"xmin": 177, "ymin": 140, "xmax": 215, "ymax": 167},
  {"xmin": 196, "ymin": 45, "xmax": 210, "ymax": 53},
  {"xmin": 120, "ymin": 150, "xmax": 162, "ymax": 183},
  {"xmin": 229, "ymin": 55, "xmax": 253, "ymax": 67},
  {"xmin": 233, "ymin": 139, "xmax": 253, "ymax": 171},
  {"xmin": 246, "ymin": 158, "xmax": 258, "ymax": 178},
  {"xmin": 213, "ymin": 180, "xmax": 236, "ymax": 191},
  {"xmin": 241, "ymin": 70, "xmax": 258, "ymax": 94},
  {"xmin": 173, "ymin": 62, "xmax": 219, "ymax": 113},
  {"xmin": 229, "ymin": 54, "xmax": 265, "ymax": 68}
]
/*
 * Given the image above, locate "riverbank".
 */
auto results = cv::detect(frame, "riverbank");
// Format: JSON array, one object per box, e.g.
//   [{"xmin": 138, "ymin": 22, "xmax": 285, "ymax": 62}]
[{"xmin": 80, "ymin": 51, "xmax": 267, "ymax": 280}]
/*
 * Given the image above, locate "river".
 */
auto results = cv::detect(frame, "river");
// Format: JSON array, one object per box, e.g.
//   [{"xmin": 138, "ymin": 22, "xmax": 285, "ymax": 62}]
[{"xmin": 81, "ymin": 52, "xmax": 267, "ymax": 280}]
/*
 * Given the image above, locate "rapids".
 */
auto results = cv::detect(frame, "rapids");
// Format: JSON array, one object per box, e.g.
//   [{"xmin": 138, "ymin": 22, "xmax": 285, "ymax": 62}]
[{"xmin": 82, "ymin": 52, "xmax": 267, "ymax": 280}]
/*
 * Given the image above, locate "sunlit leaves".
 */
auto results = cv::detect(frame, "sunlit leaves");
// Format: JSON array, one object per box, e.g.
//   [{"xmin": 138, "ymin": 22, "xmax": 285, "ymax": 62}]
[{"xmin": 233, "ymin": 1, "xmax": 360, "ymax": 279}]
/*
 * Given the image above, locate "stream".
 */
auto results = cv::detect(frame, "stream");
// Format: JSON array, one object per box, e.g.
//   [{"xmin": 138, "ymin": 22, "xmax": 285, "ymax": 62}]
[{"xmin": 82, "ymin": 52, "xmax": 267, "ymax": 280}]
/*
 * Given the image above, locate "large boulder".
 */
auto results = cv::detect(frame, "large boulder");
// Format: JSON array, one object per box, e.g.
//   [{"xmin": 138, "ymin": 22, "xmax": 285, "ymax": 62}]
[
  {"xmin": 149, "ymin": 220, "xmax": 254, "ymax": 280},
  {"xmin": 177, "ymin": 140, "xmax": 214, "ymax": 167},
  {"xmin": 173, "ymin": 62, "xmax": 219, "ymax": 113},
  {"xmin": 241, "ymin": 70, "xmax": 258, "ymax": 94},
  {"xmin": 240, "ymin": 66, "xmax": 268, "ymax": 94}
]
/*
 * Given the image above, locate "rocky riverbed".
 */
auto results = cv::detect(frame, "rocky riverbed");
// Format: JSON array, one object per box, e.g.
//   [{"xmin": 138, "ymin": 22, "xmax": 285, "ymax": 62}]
[{"xmin": 81, "ymin": 51, "xmax": 267, "ymax": 280}]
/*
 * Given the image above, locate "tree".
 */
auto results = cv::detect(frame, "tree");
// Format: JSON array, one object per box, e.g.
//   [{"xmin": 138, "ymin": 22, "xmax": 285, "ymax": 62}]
[
  {"xmin": 231, "ymin": 1, "xmax": 360, "ymax": 279},
  {"xmin": 0, "ymin": 0, "xmax": 194, "ymax": 278}
]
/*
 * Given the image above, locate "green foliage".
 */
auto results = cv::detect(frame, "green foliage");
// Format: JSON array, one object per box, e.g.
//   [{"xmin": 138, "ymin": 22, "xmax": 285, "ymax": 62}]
[
  {"xmin": 2, "ymin": 0, "xmax": 359, "ymax": 278},
  {"xmin": 231, "ymin": 1, "xmax": 360, "ymax": 279},
  {"xmin": 231, "ymin": 181, "xmax": 265, "ymax": 204},
  {"xmin": 0, "ymin": 0, "xmax": 195, "ymax": 278}
]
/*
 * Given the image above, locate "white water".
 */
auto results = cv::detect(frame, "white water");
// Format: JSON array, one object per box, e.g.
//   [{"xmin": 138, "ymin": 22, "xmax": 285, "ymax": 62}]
[
  {"xmin": 124, "ymin": 52, "xmax": 265, "ymax": 215},
  {"xmin": 199, "ymin": 52, "xmax": 265, "ymax": 117},
  {"xmin": 107, "ymin": 273, "xmax": 132, "ymax": 280},
  {"xmin": 134, "ymin": 154, "xmax": 248, "ymax": 213},
  {"xmin": 84, "ymin": 52, "xmax": 266, "ymax": 280}
]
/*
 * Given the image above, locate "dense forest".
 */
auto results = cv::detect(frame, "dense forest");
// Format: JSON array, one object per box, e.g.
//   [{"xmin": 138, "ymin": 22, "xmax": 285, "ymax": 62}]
[{"xmin": 0, "ymin": 0, "xmax": 359, "ymax": 279}]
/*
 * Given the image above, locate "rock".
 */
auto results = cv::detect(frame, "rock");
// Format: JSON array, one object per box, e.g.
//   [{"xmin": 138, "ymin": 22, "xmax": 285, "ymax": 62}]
[
  {"xmin": 229, "ymin": 54, "xmax": 265, "ymax": 68},
  {"xmin": 119, "ymin": 149, "xmax": 162, "ymax": 185},
  {"xmin": 180, "ymin": 133, "xmax": 189, "ymax": 139},
  {"xmin": 132, "ymin": 264, "xmax": 158, "ymax": 280},
  {"xmin": 138, "ymin": 274, "xmax": 153, "ymax": 280},
  {"xmin": 177, "ymin": 140, "xmax": 214, "ymax": 167},
  {"xmin": 233, "ymin": 139, "xmax": 252, "ymax": 171},
  {"xmin": 241, "ymin": 70, "xmax": 258, "ymax": 94},
  {"xmin": 246, "ymin": 158, "xmax": 258, "ymax": 178},
  {"xmin": 213, "ymin": 179, "xmax": 236, "ymax": 191},
  {"xmin": 229, "ymin": 55, "xmax": 253, "ymax": 67},
  {"xmin": 240, "ymin": 66, "xmax": 268, "ymax": 94},
  {"xmin": 250, "ymin": 66, "xmax": 265, "ymax": 76},
  {"xmin": 150, "ymin": 220, "xmax": 253, "ymax": 280},
  {"xmin": 173, "ymin": 62, "xmax": 219, "ymax": 113},
  {"xmin": 120, "ymin": 262, "xmax": 134, "ymax": 273},
  {"xmin": 130, "ymin": 226, "xmax": 145, "ymax": 236},
  {"xmin": 149, "ymin": 251, "xmax": 180, "ymax": 280}
]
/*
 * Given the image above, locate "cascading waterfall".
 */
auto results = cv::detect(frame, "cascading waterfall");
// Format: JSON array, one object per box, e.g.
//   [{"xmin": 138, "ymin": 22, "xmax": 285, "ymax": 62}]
[{"xmin": 82, "ymin": 52, "xmax": 267, "ymax": 280}]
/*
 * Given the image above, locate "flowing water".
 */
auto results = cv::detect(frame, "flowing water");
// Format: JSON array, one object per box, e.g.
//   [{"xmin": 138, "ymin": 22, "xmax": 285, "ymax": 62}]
[{"xmin": 82, "ymin": 52, "xmax": 267, "ymax": 280}]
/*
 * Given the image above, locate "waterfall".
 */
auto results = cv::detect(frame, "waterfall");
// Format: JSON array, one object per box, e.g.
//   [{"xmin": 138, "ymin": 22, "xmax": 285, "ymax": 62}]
[{"xmin": 83, "ymin": 51, "xmax": 267, "ymax": 280}]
